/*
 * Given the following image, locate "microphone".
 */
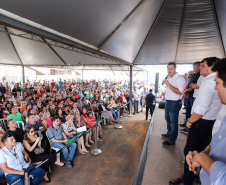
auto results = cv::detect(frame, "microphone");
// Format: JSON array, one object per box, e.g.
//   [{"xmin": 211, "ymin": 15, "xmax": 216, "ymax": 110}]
[{"xmin": 162, "ymin": 75, "xmax": 169, "ymax": 85}]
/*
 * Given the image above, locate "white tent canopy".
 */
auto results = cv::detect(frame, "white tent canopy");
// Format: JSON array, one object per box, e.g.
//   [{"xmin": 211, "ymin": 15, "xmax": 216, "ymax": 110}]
[{"xmin": 0, "ymin": 0, "xmax": 225, "ymax": 67}]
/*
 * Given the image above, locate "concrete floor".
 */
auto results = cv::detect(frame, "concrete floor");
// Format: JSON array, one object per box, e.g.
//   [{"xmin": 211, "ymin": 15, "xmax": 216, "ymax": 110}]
[
  {"xmin": 142, "ymin": 108, "xmax": 191, "ymax": 185},
  {"xmin": 40, "ymin": 111, "xmax": 150, "ymax": 185}
]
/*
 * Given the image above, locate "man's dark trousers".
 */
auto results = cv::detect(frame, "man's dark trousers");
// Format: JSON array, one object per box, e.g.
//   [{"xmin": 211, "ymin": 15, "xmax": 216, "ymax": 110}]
[{"xmin": 182, "ymin": 119, "xmax": 215, "ymax": 185}]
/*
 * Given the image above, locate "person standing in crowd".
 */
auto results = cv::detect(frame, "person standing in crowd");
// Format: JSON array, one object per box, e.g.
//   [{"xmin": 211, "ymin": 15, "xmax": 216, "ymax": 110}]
[
  {"xmin": 185, "ymin": 58, "xmax": 226, "ymax": 185},
  {"xmin": 162, "ymin": 62, "xmax": 185, "ymax": 146},
  {"xmin": 180, "ymin": 62, "xmax": 200, "ymax": 134},
  {"xmin": 145, "ymin": 89, "xmax": 155, "ymax": 120},
  {"xmin": 58, "ymin": 78, "xmax": 63, "ymax": 91},
  {"xmin": 169, "ymin": 57, "xmax": 222, "ymax": 185},
  {"xmin": 0, "ymin": 83, "xmax": 6, "ymax": 102},
  {"xmin": 140, "ymin": 87, "xmax": 148, "ymax": 112},
  {"xmin": 0, "ymin": 133, "xmax": 45, "ymax": 185},
  {"xmin": 132, "ymin": 87, "xmax": 140, "ymax": 115}
]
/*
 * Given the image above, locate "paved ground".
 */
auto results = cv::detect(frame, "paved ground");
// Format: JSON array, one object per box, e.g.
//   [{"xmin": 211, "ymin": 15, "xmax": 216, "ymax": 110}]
[
  {"xmin": 142, "ymin": 108, "xmax": 199, "ymax": 185},
  {"xmin": 40, "ymin": 111, "xmax": 150, "ymax": 185}
]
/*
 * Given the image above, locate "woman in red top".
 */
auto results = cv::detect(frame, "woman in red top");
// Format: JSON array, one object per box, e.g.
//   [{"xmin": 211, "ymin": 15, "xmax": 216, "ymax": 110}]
[
  {"xmin": 80, "ymin": 108, "xmax": 103, "ymax": 141},
  {"xmin": 50, "ymin": 80, "xmax": 55, "ymax": 90}
]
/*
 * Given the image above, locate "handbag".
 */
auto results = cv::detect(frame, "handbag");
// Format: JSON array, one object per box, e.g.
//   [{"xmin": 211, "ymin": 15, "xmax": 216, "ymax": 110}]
[{"xmin": 34, "ymin": 147, "xmax": 44, "ymax": 154}]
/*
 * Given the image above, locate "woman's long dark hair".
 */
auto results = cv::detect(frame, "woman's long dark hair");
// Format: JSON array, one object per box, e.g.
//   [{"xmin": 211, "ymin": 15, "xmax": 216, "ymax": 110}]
[{"xmin": 24, "ymin": 126, "xmax": 33, "ymax": 143}]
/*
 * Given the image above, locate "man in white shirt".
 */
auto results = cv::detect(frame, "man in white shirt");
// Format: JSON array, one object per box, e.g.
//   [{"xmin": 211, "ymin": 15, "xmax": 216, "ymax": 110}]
[
  {"xmin": 132, "ymin": 87, "xmax": 140, "ymax": 114},
  {"xmin": 169, "ymin": 57, "xmax": 222, "ymax": 185},
  {"xmin": 162, "ymin": 62, "xmax": 185, "ymax": 146}
]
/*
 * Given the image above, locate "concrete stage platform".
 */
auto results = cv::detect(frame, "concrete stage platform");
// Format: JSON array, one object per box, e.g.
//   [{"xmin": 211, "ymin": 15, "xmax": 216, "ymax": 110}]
[{"xmin": 142, "ymin": 108, "xmax": 188, "ymax": 185}]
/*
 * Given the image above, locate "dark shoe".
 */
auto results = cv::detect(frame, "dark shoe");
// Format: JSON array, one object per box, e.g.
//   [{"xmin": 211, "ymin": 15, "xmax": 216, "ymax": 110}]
[
  {"xmin": 140, "ymin": 110, "xmax": 143, "ymax": 112},
  {"xmin": 133, "ymin": 113, "xmax": 136, "ymax": 115},
  {"xmin": 169, "ymin": 178, "xmax": 184, "ymax": 185},
  {"xmin": 180, "ymin": 127, "xmax": 189, "ymax": 134},
  {"xmin": 44, "ymin": 177, "xmax": 51, "ymax": 183},
  {"xmin": 98, "ymin": 135, "xmax": 104, "ymax": 139},
  {"xmin": 65, "ymin": 161, "xmax": 73, "ymax": 168},
  {"xmin": 161, "ymin": 134, "xmax": 169, "ymax": 138},
  {"xmin": 136, "ymin": 112, "xmax": 139, "ymax": 113},
  {"xmin": 44, "ymin": 174, "xmax": 51, "ymax": 183},
  {"xmin": 162, "ymin": 141, "xmax": 175, "ymax": 146},
  {"xmin": 179, "ymin": 123, "xmax": 186, "ymax": 127}
]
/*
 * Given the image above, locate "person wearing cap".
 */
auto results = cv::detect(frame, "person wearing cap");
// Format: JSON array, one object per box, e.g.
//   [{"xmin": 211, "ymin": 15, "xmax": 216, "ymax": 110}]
[{"xmin": 0, "ymin": 133, "xmax": 45, "ymax": 185}]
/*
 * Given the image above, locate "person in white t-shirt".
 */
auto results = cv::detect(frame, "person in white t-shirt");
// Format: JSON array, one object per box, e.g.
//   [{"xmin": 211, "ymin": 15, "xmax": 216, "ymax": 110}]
[
  {"xmin": 162, "ymin": 62, "xmax": 185, "ymax": 146},
  {"xmin": 132, "ymin": 87, "xmax": 140, "ymax": 114}
]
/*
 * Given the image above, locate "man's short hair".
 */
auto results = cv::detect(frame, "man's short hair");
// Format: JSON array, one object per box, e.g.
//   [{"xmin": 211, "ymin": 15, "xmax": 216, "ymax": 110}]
[
  {"xmin": 212, "ymin": 58, "xmax": 226, "ymax": 87},
  {"xmin": 7, "ymin": 119, "xmax": 14, "ymax": 126},
  {"xmin": 1, "ymin": 133, "xmax": 13, "ymax": 144},
  {"xmin": 28, "ymin": 114, "xmax": 34, "ymax": 118},
  {"xmin": 149, "ymin": 89, "xmax": 153, "ymax": 93},
  {"xmin": 167, "ymin": 62, "xmax": 176, "ymax": 68},
  {"xmin": 51, "ymin": 116, "xmax": 59, "ymax": 123},
  {"xmin": 193, "ymin": 61, "xmax": 200, "ymax": 67},
  {"xmin": 201, "ymin": 57, "xmax": 219, "ymax": 67}
]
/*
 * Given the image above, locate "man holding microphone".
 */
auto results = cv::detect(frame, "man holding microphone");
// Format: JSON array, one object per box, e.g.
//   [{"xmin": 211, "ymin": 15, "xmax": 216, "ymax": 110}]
[{"xmin": 162, "ymin": 62, "xmax": 185, "ymax": 146}]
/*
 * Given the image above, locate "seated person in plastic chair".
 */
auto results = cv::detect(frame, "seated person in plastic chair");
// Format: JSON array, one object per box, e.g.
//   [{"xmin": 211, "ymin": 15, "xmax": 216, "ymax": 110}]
[
  {"xmin": 25, "ymin": 114, "xmax": 45, "ymax": 134},
  {"xmin": 6, "ymin": 119, "xmax": 25, "ymax": 143},
  {"xmin": 0, "ymin": 133, "xmax": 45, "ymax": 185},
  {"xmin": 62, "ymin": 115, "xmax": 88, "ymax": 155},
  {"xmin": 25, "ymin": 114, "xmax": 50, "ymax": 153},
  {"xmin": 47, "ymin": 116, "xmax": 76, "ymax": 168},
  {"xmin": 0, "ymin": 127, "xmax": 5, "ymax": 181}
]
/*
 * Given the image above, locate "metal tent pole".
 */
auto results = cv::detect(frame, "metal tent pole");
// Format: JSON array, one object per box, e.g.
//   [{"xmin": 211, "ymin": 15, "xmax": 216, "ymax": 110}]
[
  {"xmin": 82, "ymin": 70, "xmax": 84, "ymax": 81},
  {"xmin": 128, "ymin": 65, "xmax": 133, "ymax": 117},
  {"xmin": 154, "ymin": 73, "xmax": 159, "ymax": 94},
  {"xmin": 22, "ymin": 65, "xmax": 25, "ymax": 84}
]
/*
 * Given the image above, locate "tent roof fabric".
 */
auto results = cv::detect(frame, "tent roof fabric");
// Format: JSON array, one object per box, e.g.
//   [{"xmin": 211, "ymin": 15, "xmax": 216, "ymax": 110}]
[{"xmin": 0, "ymin": 0, "xmax": 225, "ymax": 66}]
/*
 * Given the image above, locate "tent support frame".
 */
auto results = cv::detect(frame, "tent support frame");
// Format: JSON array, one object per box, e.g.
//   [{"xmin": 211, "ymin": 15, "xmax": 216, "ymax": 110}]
[
  {"xmin": 174, "ymin": 0, "xmax": 188, "ymax": 62},
  {"xmin": 98, "ymin": 0, "xmax": 146, "ymax": 50},
  {"xmin": 132, "ymin": 0, "xmax": 168, "ymax": 64},
  {"xmin": 0, "ymin": 18, "xmax": 131, "ymax": 66},
  {"xmin": 210, "ymin": 0, "xmax": 226, "ymax": 57}
]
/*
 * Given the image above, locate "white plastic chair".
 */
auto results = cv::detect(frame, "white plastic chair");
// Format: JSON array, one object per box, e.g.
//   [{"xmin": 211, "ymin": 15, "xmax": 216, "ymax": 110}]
[
  {"xmin": 17, "ymin": 107, "xmax": 21, "ymax": 113},
  {"xmin": 46, "ymin": 132, "xmax": 61, "ymax": 162},
  {"xmin": 101, "ymin": 114, "xmax": 107, "ymax": 125},
  {"xmin": 16, "ymin": 121, "xmax": 25, "ymax": 130},
  {"xmin": 0, "ymin": 118, "xmax": 7, "ymax": 131}
]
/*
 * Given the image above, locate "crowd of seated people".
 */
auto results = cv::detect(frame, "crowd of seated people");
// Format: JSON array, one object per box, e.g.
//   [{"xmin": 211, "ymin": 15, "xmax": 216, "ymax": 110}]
[{"xmin": 0, "ymin": 79, "xmax": 152, "ymax": 184}]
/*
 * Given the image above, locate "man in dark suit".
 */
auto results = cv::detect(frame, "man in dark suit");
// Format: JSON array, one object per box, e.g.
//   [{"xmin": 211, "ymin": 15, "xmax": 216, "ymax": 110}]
[{"xmin": 145, "ymin": 89, "xmax": 155, "ymax": 120}]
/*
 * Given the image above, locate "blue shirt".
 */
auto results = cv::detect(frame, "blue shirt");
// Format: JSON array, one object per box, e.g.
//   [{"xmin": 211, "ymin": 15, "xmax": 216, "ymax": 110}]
[
  {"xmin": 187, "ymin": 72, "xmax": 200, "ymax": 97},
  {"xmin": 0, "ymin": 142, "xmax": 29, "ymax": 175},
  {"xmin": 79, "ymin": 93, "xmax": 84, "ymax": 98},
  {"xmin": 47, "ymin": 125, "xmax": 64, "ymax": 145},
  {"xmin": 140, "ymin": 90, "xmax": 148, "ymax": 97},
  {"xmin": 200, "ymin": 116, "xmax": 226, "ymax": 185},
  {"xmin": 25, "ymin": 122, "xmax": 43, "ymax": 131}
]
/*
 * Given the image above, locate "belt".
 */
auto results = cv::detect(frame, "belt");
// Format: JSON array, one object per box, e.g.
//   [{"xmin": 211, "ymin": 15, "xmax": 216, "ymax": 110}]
[{"xmin": 166, "ymin": 99, "xmax": 181, "ymax": 102}]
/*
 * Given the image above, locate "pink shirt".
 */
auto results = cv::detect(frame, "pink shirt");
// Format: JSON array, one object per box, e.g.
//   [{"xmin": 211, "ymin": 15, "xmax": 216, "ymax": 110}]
[{"xmin": 44, "ymin": 118, "xmax": 52, "ymax": 128}]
